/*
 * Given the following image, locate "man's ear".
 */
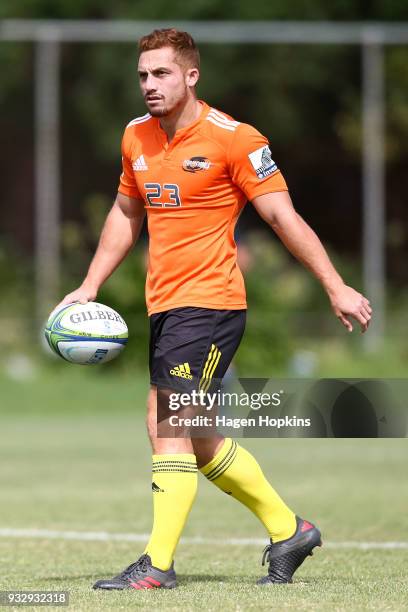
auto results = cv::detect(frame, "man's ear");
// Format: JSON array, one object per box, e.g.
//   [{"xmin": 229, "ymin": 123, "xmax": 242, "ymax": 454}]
[{"xmin": 186, "ymin": 67, "xmax": 199, "ymax": 88}]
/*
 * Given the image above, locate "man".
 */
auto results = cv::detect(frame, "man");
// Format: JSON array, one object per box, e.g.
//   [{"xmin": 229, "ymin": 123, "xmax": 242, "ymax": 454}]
[{"xmin": 58, "ymin": 28, "xmax": 372, "ymax": 590}]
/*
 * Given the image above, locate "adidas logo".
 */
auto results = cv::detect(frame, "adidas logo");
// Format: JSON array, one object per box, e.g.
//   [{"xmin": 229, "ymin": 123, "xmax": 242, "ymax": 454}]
[
  {"xmin": 152, "ymin": 482, "xmax": 164, "ymax": 493},
  {"xmin": 132, "ymin": 154, "xmax": 148, "ymax": 171},
  {"xmin": 170, "ymin": 362, "xmax": 193, "ymax": 380}
]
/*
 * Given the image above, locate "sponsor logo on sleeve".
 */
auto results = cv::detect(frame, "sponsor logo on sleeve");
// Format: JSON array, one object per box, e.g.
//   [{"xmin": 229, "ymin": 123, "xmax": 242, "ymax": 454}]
[{"xmin": 248, "ymin": 145, "xmax": 277, "ymax": 179}]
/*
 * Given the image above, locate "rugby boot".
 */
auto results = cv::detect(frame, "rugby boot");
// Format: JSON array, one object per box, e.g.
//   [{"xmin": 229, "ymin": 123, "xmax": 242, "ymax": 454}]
[
  {"xmin": 257, "ymin": 516, "xmax": 322, "ymax": 584},
  {"xmin": 93, "ymin": 553, "xmax": 177, "ymax": 590}
]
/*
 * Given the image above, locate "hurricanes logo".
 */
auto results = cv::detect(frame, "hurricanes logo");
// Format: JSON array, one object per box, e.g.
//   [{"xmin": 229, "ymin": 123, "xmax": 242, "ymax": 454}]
[
  {"xmin": 170, "ymin": 362, "xmax": 193, "ymax": 380},
  {"xmin": 182, "ymin": 156, "xmax": 211, "ymax": 173}
]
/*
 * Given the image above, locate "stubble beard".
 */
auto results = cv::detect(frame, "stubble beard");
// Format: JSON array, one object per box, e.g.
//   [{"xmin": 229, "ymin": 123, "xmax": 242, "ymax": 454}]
[
  {"xmin": 148, "ymin": 105, "xmax": 169, "ymax": 117},
  {"xmin": 146, "ymin": 87, "xmax": 188, "ymax": 118}
]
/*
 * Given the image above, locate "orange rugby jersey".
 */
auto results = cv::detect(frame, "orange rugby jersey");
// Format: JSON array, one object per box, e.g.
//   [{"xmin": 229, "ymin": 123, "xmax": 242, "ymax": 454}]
[{"xmin": 118, "ymin": 101, "xmax": 287, "ymax": 315}]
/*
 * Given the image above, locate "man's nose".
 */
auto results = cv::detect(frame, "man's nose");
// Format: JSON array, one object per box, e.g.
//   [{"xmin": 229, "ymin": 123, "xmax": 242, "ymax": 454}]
[{"xmin": 145, "ymin": 74, "xmax": 157, "ymax": 91}]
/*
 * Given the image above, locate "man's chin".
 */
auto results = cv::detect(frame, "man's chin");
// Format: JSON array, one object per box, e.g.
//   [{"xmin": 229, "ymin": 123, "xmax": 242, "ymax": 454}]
[
  {"xmin": 149, "ymin": 108, "xmax": 168, "ymax": 117},
  {"xmin": 146, "ymin": 104, "xmax": 168, "ymax": 117}
]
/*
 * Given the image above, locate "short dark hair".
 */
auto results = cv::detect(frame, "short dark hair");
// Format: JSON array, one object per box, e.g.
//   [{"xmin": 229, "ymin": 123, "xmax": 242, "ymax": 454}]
[{"xmin": 138, "ymin": 28, "xmax": 200, "ymax": 69}]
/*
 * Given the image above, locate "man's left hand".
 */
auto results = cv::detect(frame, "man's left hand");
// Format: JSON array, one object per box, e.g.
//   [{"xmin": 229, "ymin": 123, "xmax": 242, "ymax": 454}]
[{"xmin": 328, "ymin": 284, "xmax": 372, "ymax": 333}]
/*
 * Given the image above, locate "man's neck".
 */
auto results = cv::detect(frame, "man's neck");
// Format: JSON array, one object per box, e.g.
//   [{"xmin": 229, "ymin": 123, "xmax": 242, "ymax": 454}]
[{"xmin": 159, "ymin": 97, "xmax": 202, "ymax": 142}]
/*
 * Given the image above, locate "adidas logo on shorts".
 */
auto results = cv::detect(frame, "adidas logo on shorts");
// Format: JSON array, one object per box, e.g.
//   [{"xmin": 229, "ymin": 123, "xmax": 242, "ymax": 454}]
[{"xmin": 170, "ymin": 362, "xmax": 193, "ymax": 380}]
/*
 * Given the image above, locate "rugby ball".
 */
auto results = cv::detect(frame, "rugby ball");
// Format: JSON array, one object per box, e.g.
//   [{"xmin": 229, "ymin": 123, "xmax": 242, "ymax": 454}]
[{"xmin": 44, "ymin": 302, "xmax": 128, "ymax": 365}]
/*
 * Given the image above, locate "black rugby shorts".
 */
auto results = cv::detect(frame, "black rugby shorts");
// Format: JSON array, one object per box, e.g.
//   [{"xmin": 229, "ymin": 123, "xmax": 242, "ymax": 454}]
[{"xmin": 149, "ymin": 307, "xmax": 246, "ymax": 393}]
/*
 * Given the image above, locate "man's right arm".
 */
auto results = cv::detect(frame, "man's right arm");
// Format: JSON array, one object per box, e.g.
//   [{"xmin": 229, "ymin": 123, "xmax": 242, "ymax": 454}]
[{"xmin": 57, "ymin": 192, "xmax": 146, "ymax": 307}]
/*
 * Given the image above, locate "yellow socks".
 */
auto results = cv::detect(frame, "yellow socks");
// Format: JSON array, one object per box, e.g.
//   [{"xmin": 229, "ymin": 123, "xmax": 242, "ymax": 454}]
[
  {"xmin": 144, "ymin": 442, "xmax": 293, "ymax": 569},
  {"xmin": 144, "ymin": 454, "xmax": 197, "ymax": 571},
  {"xmin": 200, "ymin": 439, "xmax": 296, "ymax": 542}
]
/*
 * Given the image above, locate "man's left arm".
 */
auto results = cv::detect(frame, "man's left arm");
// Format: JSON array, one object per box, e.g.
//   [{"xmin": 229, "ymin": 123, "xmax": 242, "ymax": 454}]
[{"xmin": 252, "ymin": 191, "xmax": 372, "ymax": 333}]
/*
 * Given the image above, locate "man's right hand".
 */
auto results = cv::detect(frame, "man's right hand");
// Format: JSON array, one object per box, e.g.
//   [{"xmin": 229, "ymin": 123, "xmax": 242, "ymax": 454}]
[{"xmin": 55, "ymin": 283, "xmax": 98, "ymax": 310}]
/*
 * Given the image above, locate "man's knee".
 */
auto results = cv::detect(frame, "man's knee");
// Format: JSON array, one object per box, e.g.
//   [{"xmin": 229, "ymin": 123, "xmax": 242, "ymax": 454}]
[
  {"xmin": 146, "ymin": 385, "xmax": 195, "ymax": 454},
  {"xmin": 146, "ymin": 385, "xmax": 157, "ymax": 442},
  {"xmin": 146, "ymin": 386, "xmax": 177, "ymax": 440},
  {"xmin": 192, "ymin": 435, "xmax": 225, "ymax": 468}
]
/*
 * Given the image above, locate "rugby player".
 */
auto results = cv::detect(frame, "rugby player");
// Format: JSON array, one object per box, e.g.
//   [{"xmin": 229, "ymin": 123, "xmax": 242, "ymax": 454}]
[{"xmin": 58, "ymin": 28, "xmax": 372, "ymax": 590}]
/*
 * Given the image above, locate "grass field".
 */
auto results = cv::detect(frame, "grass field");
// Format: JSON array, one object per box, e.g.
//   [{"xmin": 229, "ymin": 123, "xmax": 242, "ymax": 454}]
[{"xmin": 1, "ymin": 369, "xmax": 407, "ymax": 610}]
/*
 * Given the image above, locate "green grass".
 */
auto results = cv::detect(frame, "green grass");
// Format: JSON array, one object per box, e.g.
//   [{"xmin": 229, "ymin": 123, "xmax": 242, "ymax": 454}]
[
  {"xmin": 0, "ymin": 370, "xmax": 407, "ymax": 610},
  {"xmin": 1, "ymin": 538, "xmax": 407, "ymax": 611}
]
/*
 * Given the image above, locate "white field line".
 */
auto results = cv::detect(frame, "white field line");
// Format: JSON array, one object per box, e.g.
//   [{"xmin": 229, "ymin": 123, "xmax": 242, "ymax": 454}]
[{"xmin": 0, "ymin": 528, "xmax": 407, "ymax": 549}]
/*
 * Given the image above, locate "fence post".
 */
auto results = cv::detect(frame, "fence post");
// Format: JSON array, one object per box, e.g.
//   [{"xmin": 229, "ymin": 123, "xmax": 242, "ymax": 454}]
[
  {"xmin": 362, "ymin": 35, "xmax": 385, "ymax": 350},
  {"xmin": 34, "ymin": 33, "xmax": 61, "ymax": 323}
]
